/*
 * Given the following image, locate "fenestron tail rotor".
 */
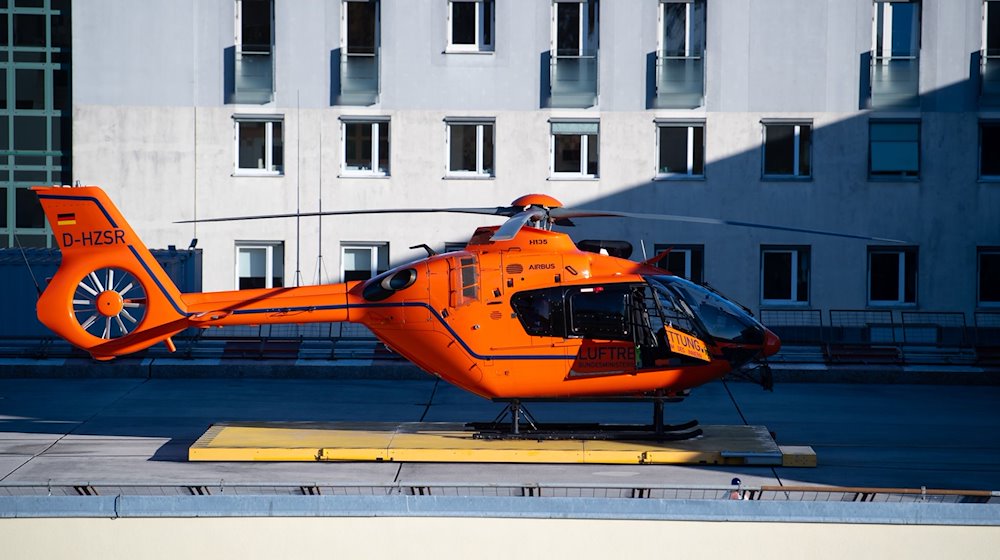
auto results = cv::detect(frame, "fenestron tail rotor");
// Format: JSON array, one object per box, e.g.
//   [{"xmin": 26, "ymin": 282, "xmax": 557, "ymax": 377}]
[{"xmin": 72, "ymin": 267, "xmax": 148, "ymax": 340}]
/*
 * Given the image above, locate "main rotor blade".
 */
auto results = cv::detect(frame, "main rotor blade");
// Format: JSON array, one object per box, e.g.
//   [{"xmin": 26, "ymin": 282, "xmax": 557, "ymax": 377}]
[
  {"xmin": 175, "ymin": 207, "xmax": 513, "ymax": 224},
  {"xmin": 550, "ymin": 208, "xmax": 907, "ymax": 244},
  {"xmin": 491, "ymin": 209, "xmax": 548, "ymax": 242}
]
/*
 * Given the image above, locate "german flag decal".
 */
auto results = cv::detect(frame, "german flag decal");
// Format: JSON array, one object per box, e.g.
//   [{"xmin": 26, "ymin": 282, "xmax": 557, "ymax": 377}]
[{"xmin": 56, "ymin": 213, "xmax": 76, "ymax": 226}]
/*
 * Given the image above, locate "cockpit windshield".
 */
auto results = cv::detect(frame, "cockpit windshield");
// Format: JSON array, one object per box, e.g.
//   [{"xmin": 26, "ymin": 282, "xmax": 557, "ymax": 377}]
[{"xmin": 646, "ymin": 275, "xmax": 765, "ymax": 345}]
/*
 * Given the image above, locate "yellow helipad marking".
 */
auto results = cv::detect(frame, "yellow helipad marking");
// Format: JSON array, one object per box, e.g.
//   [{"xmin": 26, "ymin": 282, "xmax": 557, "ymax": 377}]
[{"xmin": 189, "ymin": 422, "xmax": 814, "ymax": 466}]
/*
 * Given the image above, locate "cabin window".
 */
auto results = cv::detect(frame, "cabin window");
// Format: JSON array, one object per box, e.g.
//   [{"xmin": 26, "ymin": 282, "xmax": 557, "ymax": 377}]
[
  {"xmin": 453, "ymin": 256, "xmax": 480, "ymax": 306},
  {"xmin": 568, "ymin": 286, "xmax": 630, "ymax": 341},
  {"xmin": 511, "ymin": 288, "xmax": 567, "ymax": 337}
]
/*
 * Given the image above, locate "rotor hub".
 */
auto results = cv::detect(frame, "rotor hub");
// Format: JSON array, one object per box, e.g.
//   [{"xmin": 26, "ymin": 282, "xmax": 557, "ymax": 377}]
[
  {"xmin": 95, "ymin": 290, "xmax": 125, "ymax": 317},
  {"xmin": 510, "ymin": 194, "xmax": 563, "ymax": 209}
]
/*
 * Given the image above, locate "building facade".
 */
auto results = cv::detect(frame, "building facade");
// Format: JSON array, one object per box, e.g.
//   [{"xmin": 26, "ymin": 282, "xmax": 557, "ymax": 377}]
[{"xmin": 12, "ymin": 0, "xmax": 1000, "ymax": 318}]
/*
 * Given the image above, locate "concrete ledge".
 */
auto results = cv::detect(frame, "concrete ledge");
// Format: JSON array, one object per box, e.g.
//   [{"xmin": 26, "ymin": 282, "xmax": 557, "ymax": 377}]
[{"xmin": 2, "ymin": 495, "xmax": 999, "ymax": 525}]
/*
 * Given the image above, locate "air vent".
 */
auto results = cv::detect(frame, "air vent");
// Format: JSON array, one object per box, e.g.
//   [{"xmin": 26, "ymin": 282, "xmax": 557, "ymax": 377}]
[
  {"xmin": 506, "ymin": 264, "xmax": 524, "ymax": 274},
  {"xmin": 490, "ymin": 311, "xmax": 502, "ymax": 320}
]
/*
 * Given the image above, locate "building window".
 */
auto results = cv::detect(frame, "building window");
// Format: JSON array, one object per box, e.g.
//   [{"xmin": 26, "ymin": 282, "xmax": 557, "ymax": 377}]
[
  {"xmin": 550, "ymin": 0, "xmax": 599, "ymax": 108},
  {"xmin": 339, "ymin": 0, "xmax": 380, "ymax": 106},
  {"xmin": 656, "ymin": 121, "xmax": 704, "ymax": 179},
  {"xmin": 341, "ymin": 118, "xmax": 390, "ymax": 176},
  {"xmin": 236, "ymin": 242, "xmax": 284, "ymax": 289},
  {"xmin": 551, "ymin": 120, "xmax": 599, "ymax": 178},
  {"xmin": 448, "ymin": 0, "xmax": 494, "ymax": 53},
  {"xmin": 981, "ymin": 121, "xmax": 1000, "ymax": 179},
  {"xmin": 446, "ymin": 119, "xmax": 494, "ymax": 178},
  {"xmin": 762, "ymin": 121, "xmax": 811, "ymax": 179},
  {"xmin": 979, "ymin": 248, "xmax": 1000, "ymax": 306},
  {"xmin": 341, "ymin": 242, "xmax": 389, "ymax": 282},
  {"xmin": 871, "ymin": 0, "xmax": 920, "ymax": 109},
  {"xmin": 868, "ymin": 247, "xmax": 917, "ymax": 305},
  {"xmin": 656, "ymin": 0, "xmax": 706, "ymax": 108},
  {"xmin": 234, "ymin": 116, "xmax": 283, "ymax": 175},
  {"xmin": 761, "ymin": 247, "xmax": 810, "ymax": 305},
  {"xmin": 654, "ymin": 244, "xmax": 704, "ymax": 284},
  {"xmin": 869, "ymin": 120, "xmax": 919, "ymax": 179},
  {"xmin": 232, "ymin": 0, "xmax": 274, "ymax": 104}
]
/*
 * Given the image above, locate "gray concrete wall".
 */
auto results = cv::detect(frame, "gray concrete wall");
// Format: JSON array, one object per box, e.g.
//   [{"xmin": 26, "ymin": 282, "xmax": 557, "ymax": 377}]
[{"xmin": 69, "ymin": 0, "xmax": 999, "ymax": 317}]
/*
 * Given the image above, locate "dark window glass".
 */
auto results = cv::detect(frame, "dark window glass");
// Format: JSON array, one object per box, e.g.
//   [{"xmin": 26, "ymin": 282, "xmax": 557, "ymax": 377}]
[
  {"xmin": 53, "ymin": 69, "xmax": 69, "ymax": 111},
  {"xmin": 586, "ymin": 134, "xmax": 598, "ymax": 176},
  {"xmin": 556, "ymin": 2, "xmax": 580, "ymax": 56},
  {"xmin": 345, "ymin": 122, "xmax": 372, "ymax": 170},
  {"xmin": 554, "ymin": 134, "xmax": 581, "ymax": 173},
  {"xmin": 764, "ymin": 125, "xmax": 795, "ymax": 176},
  {"xmin": 377, "ymin": 121, "xmax": 389, "ymax": 173},
  {"xmin": 13, "ymin": 116, "xmax": 46, "ymax": 151},
  {"xmin": 798, "ymin": 125, "xmax": 811, "ymax": 176},
  {"xmin": 15, "ymin": 188, "xmax": 45, "ymax": 229},
  {"xmin": 15, "ymin": 69, "xmax": 45, "ymax": 110},
  {"xmin": 511, "ymin": 288, "xmax": 566, "ymax": 337},
  {"xmin": 0, "ymin": 14, "xmax": 8, "ymax": 47},
  {"xmin": 452, "ymin": 1, "xmax": 475, "ymax": 45},
  {"xmin": 762, "ymin": 251, "xmax": 793, "ymax": 300},
  {"xmin": 270, "ymin": 120, "xmax": 282, "ymax": 171},
  {"xmin": 981, "ymin": 251, "xmax": 1000, "ymax": 303},
  {"xmin": 662, "ymin": 2, "xmax": 686, "ymax": 56},
  {"xmin": 0, "ymin": 187, "xmax": 7, "ymax": 228},
  {"xmin": 0, "ymin": 69, "xmax": 6, "ymax": 110},
  {"xmin": 870, "ymin": 122, "xmax": 919, "ymax": 177},
  {"xmin": 989, "ymin": 1, "xmax": 1000, "ymax": 57},
  {"xmin": 482, "ymin": 124, "xmax": 494, "ymax": 174},
  {"xmin": 240, "ymin": 0, "xmax": 272, "ymax": 53},
  {"xmin": 449, "ymin": 124, "xmax": 476, "ymax": 172},
  {"xmin": 0, "ymin": 116, "xmax": 7, "ymax": 151},
  {"xmin": 237, "ymin": 121, "xmax": 267, "ymax": 169},
  {"xmin": 347, "ymin": 1, "xmax": 377, "ymax": 55},
  {"xmin": 51, "ymin": 11, "xmax": 70, "ymax": 49},
  {"xmin": 658, "ymin": 247, "xmax": 704, "ymax": 284},
  {"xmin": 13, "ymin": 14, "xmax": 46, "ymax": 47},
  {"xmin": 982, "ymin": 123, "xmax": 1000, "ymax": 177},
  {"xmin": 692, "ymin": 126, "xmax": 704, "ymax": 175},
  {"xmin": 569, "ymin": 287, "xmax": 630, "ymax": 341},
  {"xmin": 658, "ymin": 126, "xmax": 687, "ymax": 174},
  {"xmin": 890, "ymin": 3, "xmax": 917, "ymax": 57},
  {"xmin": 870, "ymin": 252, "xmax": 900, "ymax": 301}
]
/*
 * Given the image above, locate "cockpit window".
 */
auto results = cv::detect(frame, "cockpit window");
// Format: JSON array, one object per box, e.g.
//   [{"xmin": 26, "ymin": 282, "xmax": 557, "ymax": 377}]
[
  {"xmin": 647, "ymin": 275, "xmax": 764, "ymax": 344},
  {"xmin": 511, "ymin": 288, "xmax": 566, "ymax": 337},
  {"xmin": 568, "ymin": 286, "xmax": 631, "ymax": 341}
]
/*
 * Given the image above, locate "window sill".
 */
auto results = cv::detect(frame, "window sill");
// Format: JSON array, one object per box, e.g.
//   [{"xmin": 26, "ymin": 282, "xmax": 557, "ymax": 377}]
[
  {"xmin": 866, "ymin": 302, "xmax": 918, "ymax": 308},
  {"xmin": 978, "ymin": 177, "xmax": 1000, "ymax": 183},
  {"xmin": 760, "ymin": 175, "xmax": 812, "ymax": 183},
  {"xmin": 339, "ymin": 173, "xmax": 390, "ymax": 179},
  {"xmin": 443, "ymin": 174, "xmax": 495, "ymax": 180},
  {"xmin": 868, "ymin": 176, "xmax": 920, "ymax": 183},
  {"xmin": 548, "ymin": 175, "xmax": 599, "ymax": 181},
  {"xmin": 653, "ymin": 174, "xmax": 705, "ymax": 182},
  {"xmin": 233, "ymin": 171, "xmax": 283, "ymax": 178},
  {"xmin": 444, "ymin": 47, "xmax": 495, "ymax": 55}
]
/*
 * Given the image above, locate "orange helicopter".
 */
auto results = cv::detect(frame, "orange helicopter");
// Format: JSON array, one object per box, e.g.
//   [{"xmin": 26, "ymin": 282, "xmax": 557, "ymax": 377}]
[{"xmin": 32, "ymin": 185, "xmax": 900, "ymax": 437}]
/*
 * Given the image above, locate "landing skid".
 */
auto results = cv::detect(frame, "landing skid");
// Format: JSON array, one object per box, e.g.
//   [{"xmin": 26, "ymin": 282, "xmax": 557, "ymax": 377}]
[{"xmin": 469, "ymin": 395, "xmax": 703, "ymax": 442}]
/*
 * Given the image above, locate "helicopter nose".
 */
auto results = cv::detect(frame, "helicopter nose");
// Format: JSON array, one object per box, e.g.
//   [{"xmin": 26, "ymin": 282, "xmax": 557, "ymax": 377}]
[{"xmin": 763, "ymin": 328, "xmax": 781, "ymax": 357}]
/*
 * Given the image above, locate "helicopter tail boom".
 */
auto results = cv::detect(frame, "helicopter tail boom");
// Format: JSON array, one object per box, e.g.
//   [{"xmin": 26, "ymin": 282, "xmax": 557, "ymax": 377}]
[{"xmin": 33, "ymin": 185, "xmax": 192, "ymax": 359}]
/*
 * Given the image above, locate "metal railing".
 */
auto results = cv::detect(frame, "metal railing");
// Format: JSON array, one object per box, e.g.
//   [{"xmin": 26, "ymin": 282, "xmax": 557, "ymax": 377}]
[
  {"xmin": 340, "ymin": 52, "xmax": 379, "ymax": 105},
  {"xmin": 871, "ymin": 55, "xmax": 919, "ymax": 109},
  {"xmin": 232, "ymin": 49, "xmax": 274, "ymax": 104},
  {"xmin": 550, "ymin": 54, "xmax": 598, "ymax": 108},
  {"xmin": 0, "ymin": 481, "xmax": 996, "ymax": 504}
]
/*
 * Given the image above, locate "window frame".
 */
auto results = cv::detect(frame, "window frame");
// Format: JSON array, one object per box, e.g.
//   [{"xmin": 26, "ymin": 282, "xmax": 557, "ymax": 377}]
[
  {"xmin": 653, "ymin": 244, "xmax": 704, "ymax": 284},
  {"xmin": 235, "ymin": 241, "xmax": 284, "ymax": 290},
  {"xmin": 445, "ymin": 118, "xmax": 496, "ymax": 178},
  {"xmin": 233, "ymin": 115, "xmax": 284, "ymax": 176},
  {"xmin": 761, "ymin": 120, "xmax": 812, "ymax": 180},
  {"xmin": 867, "ymin": 246, "xmax": 918, "ymax": 306},
  {"xmin": 549, "ymin": 119, "xmax": 599, "ymax": 179},
  {"xmin": 978, "ymin": 246, "xmax": 1000, "ymax": 307},
  {"xmin": 655, "ymin": 120, "xmax": 705, "ymax": 180},
  {"xmin": 340, "ymin": 116, "xmax": 391, "ymax": 177},
  {"xmin": 760, "ymin": 246, "xmax": 811, "ymax": 306},
  {"xmin": 341, "ymin": 242, "xmax": 389, "ymax": 282},
  {"xmin": 446, "ymin": 0, "xmax": 495, "ymax": 53},
  {"xmin": 869, "ymin": 119, "xmax": 921, "ymax": 180}
]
